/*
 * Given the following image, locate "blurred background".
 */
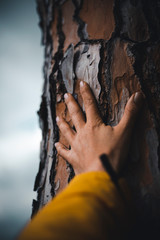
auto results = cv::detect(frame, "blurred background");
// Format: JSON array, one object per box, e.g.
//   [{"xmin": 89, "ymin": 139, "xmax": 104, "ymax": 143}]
[{"xmin": 0, "ymin": 0, "xmax": 43, "ymax": 239}]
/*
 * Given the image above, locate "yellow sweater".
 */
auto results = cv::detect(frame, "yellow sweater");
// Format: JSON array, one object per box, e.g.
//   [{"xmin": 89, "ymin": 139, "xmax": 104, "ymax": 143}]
[{"xmin": 18, "ymin": 171, "xmax": 132, "ymax": 240}]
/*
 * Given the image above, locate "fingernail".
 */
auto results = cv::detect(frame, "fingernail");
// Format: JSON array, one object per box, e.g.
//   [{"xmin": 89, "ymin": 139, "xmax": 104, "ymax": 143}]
[
  {"xmin": 56, "ymin": 116, "xmax": 60, "ymax": 122},
  {"xmin": 55, "ymin": 142, "xmax": 58, "ymax": 147},
  {"xmin": 134, "ymin": 92, "xmax": 144, "ymax": 105},
  {"xmin": 80, "ymin": 81, "xmax": 84, "ymax": 87},
  {"xmin": 64, "ymin": 93, "xmax": 68, "ymax": 100}
]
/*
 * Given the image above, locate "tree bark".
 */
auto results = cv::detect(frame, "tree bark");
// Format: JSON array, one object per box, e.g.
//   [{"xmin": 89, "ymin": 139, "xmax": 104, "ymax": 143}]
[{"xmin": 33, "ymin": 0, "xmax": 160, "ymax": 226}]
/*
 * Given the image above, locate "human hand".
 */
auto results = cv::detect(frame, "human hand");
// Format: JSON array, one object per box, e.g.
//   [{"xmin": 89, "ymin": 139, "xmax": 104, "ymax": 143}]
[{"xmin": 55, "ymin": 81, "xmax": 144, "ymax": 175}]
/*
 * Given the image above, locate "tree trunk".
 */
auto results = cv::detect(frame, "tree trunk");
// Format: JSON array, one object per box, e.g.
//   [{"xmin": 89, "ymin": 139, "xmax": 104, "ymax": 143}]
[{"xmin": 33, "ymin": 0, "xmax": 160, "ymax": 226}]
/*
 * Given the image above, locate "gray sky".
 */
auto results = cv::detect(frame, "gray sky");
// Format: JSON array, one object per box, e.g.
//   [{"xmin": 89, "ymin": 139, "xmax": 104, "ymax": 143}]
[{"xmin": 0, "ymin": 0, "xmax": 43, "ymax": 239}]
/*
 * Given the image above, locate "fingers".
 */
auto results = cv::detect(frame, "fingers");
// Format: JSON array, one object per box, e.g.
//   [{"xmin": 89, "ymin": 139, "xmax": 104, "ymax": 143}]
[
  {"xmin": 79, "ymin": 81, "xmax": 103, "ymax": 126},
  {"xmin": 64, "ymin": 93, "xmax": 85, "ymax": 131},
  {"xmin": 56, "ymin": 116, "xmax": 75, "ymax": 144},
  {"xmin": 117, "ymin": 92, "xmax": 145, "ymax": 131},
  {"xmin": 55, "ymin": 142, "xmax": 70, "ymax": 162}
]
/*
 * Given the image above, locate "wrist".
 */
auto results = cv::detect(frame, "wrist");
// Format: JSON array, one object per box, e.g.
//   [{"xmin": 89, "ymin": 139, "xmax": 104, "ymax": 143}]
[
  {"xmin": 75, "ymin": 159, "xmax": 106, "ymax": 175},
  {"xmin": 87, "ymin": 159, "xmax": 106, "ymax": 173}
]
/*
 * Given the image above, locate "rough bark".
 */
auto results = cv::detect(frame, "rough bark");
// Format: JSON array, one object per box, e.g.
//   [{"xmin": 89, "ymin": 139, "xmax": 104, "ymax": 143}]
[{"xmin": 33, "ymin": 0, "xmax": 160, "ymax": 228}]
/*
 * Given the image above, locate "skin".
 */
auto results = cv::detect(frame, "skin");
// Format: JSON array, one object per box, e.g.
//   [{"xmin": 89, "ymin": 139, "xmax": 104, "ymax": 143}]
[{"xmin": 55, "ymin": 80, "xmax": 144, "ymax": 175}]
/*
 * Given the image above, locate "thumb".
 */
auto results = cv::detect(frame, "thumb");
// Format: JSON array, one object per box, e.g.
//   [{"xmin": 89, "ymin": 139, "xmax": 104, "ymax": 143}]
[{"xmin": 118, "ymin": 92, "xmax": 145, "ymax": 130}]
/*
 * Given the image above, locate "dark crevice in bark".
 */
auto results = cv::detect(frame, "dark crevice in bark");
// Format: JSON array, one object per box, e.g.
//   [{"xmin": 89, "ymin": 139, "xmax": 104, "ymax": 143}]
[
  {"xmin": 36, "ymin": 0, "xmax": 54, "ymax": 45},
  {"xmin": 67, "ymin": 162, "xmax": 75, "ymax": 183},
  {"xmin": 75, "ymin": 39, "xmax": 104, "ymax": 47},
  {"xmin": 52, "ymin": 4, "xmax": 65, "ymax": 71},
  {"xmin": 49, "ymin": 74, "xmax": 58, "ymax": 197},
  {"xmin": 113, "ymin": 0, "xmax": 123, "ymax": 38},
  {"xmin": 142, "ymin": 0, "xmax": 160, "ymax": 41},
  {"xmin": 113, "ymin": 0, "xmax": 160, "ymax": 43},
  {"xmin": 96, "ymin": 41, "xmax": 108, "ymax": 123},
  {"xmin": 73, "ymin": 49, "xmax": 80, "ymax": 74},
  {"xmin": 55, "ymin": 0, "xmax": 67, "ymax": 4},
  {"xmin": 67, "ymin": 135, "xmax": 75, "ymax": 183},
  {"xmin": 104, "ymin": 38, "xmax": 115, "ymax": 125},
  {"xmin": 133, "ymin": 43, "xmax": 160, "ymax": 122},
  {"xmin": 130, "ymin": 41, "xmax": 160, "ymax": 170},
  {"xmin": 97, "ymin": 41, "xmax": 105, "ymax": 88},
  {"xmin": 72, "ymin": 0, "xmax": 88, "ymax": 40}
]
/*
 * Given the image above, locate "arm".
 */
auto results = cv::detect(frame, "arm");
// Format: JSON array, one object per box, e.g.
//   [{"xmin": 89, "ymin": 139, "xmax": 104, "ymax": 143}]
[
  {"xmin": 18, "ymin": 171, "xmax": 132, "ymax": 240},
  {"xmin": 18, "ymin": 81, "xmax": 144, "ymax": 240}
]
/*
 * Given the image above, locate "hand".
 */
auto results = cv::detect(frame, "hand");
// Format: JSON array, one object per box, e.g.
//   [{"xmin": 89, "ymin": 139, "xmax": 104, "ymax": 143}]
[{"xmin": 55, "ymin": 81, "xmax": 144, "ymax": 175}]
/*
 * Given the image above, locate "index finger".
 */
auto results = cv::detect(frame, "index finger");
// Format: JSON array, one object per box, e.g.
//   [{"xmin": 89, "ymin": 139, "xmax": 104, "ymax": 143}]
[{"xmin": 80, "ymin": 81, "xmax": 103, "ymax": 126}]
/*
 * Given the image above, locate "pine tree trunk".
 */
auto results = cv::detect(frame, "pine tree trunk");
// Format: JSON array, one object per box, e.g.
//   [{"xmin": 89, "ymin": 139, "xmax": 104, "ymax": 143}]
[{"xmin": 33, "ymin": 0, "xmax": 160, "ymax": 225}]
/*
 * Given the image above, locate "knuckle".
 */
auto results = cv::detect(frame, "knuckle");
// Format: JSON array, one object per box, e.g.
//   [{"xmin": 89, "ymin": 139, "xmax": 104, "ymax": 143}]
[
  {"xmin": 96, "ymin": 118, "xmax": 103, "ymax": 126},
  {"xmin": 62, "ymin": 124, "xmax": 70, "ymax": 134},
  {"xmin": 71, "ymin": 107, "xmax": 81, "ymax": 117},
  {"xmin": 84, "ymin": 98, "xmax": 94, "ymax": 107},
  {"xmin": 59, "ymin": 120, "xmax": 69, "ymax": 132},
  {"xmin": 92, "ymin": 123, "xmax": 101, "ymax": 131},
  {"xmin": 91, "ymin": 118, "xmax": 103, "ymax": 129}
]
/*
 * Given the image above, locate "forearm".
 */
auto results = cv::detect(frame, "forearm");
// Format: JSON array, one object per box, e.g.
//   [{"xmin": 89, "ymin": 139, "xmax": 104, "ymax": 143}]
[{"xmin": 18, "ymin": 171, "xmax": 133, "ymax": 240}]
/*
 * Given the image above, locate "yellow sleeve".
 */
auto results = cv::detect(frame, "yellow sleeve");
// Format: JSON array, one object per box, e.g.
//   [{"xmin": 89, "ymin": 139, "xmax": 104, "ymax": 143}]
[{"xmin": 18, "ymin": 171, "xmax": 133, "ymax": 240}]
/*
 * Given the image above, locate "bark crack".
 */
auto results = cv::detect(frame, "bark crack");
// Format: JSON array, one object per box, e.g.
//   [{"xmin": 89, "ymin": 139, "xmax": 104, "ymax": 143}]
[{"xmin": 72, "ymin": 0, "xmax": 88, "ymax": 40}]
